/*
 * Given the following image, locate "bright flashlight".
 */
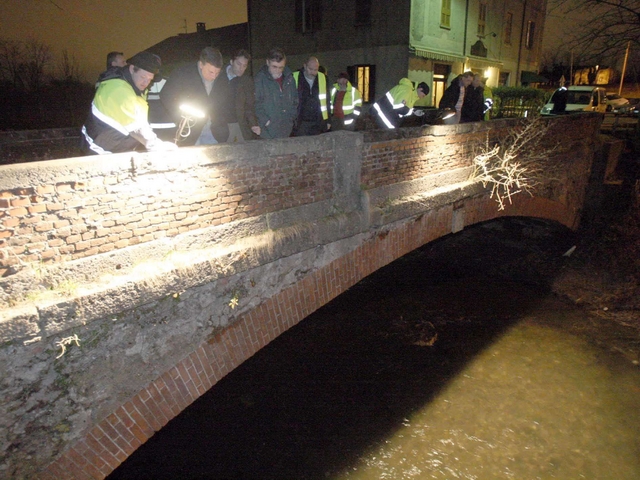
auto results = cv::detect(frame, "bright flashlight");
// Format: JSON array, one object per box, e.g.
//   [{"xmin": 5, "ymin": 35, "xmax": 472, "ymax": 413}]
[
  {"xmin": 440, "ymin": 109, "xmax": 456, "ymax": 120},
  {"xmin": 179, "ymin": 104, "xmax": 206, "ymax": 118},
  {"xmin": 175, "ymin": 104, "xmax": 206, "ymax": 144}
]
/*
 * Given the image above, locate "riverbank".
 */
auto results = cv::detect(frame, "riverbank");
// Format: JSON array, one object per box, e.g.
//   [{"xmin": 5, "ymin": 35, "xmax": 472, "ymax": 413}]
[
  {"xmin": 514, "ymin": 142, "xmax": 639, "ymax": 363},
  {"xmin": 551, "ymin": 155, "xmax": 640, "ymax": 364}
]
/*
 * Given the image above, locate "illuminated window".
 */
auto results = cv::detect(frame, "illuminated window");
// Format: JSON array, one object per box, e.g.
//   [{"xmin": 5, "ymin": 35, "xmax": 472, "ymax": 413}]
[
  {"xmin": 296, "ymin": 0, "xmax": 322, "ymax": 33},
  {"xmin": 478, "ymin": 3, "xmax": 487, "ymax": 36},
  {"xmin": 525, "ymin": 21, "xmax": 536, "ymax": 49},
  {"xmin": 441, "ymin": 0, "xmax": 451, "ymax": 29},
  {"xmin": 352, "ymin": 65, "xmax": 375, "ymax": 103},
  {"xmin": 355, "ymin": 0, "xmax": 372, "ymax": 26},
  {"xmin": 504, "ymin": 12, "xmax": 513, "ymax": 45}
]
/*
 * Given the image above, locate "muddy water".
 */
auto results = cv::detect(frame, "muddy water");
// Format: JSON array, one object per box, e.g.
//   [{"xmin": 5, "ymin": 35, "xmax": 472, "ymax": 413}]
[
  {"xmin": 108, "ymin": 218, "xmax": 640, "ymax": 480},
  {"xmin": 336, "ymin": 308, "xmax": 640, "ymax": 480}
]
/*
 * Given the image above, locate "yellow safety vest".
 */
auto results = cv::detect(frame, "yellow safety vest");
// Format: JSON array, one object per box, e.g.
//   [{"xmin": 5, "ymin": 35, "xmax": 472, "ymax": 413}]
[
  {"xmin": 330, "ymin": 82, "xmax": 363, "ymax": 116},
  {"xmin": 93, "ymin": 78, "xmax": 149, "ymax": 135},
  {"xmin": 293, "ymin": 71, "xmax": 329, "ymax": 120}
]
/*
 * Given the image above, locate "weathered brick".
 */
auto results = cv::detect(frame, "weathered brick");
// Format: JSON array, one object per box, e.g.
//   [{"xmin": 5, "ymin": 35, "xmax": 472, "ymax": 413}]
[
  {"xmin": 10, "ymin": 197, "xmax": 31, "ymax": 207},
  {"xmin": 35, "ymin": 185, "xmax": 55, "ymax": 195},
  {"xmin": 2, "ymin": 217, "xmax": 20, "ymax": 228},
  {"xmin": 47, "ymin": 203, "xmax": 64, "ymax": 211},
  {"xmin": 8, "ymin": 206, "xmax": 28, "ymax": 217},
  {"xmin": 98, "ymin": 243, "xmax": 116, "ymax": 253},
  {"xmin": 54, "ymin": 219, "xmax": 71, "ymax": 229},
  {"xmin": 34, "ymin": 221, "xmax": 54, "ymax": 232},
  {"xmin": 40, "ymin": 249, "xmax": 56, "ymax": 259}
]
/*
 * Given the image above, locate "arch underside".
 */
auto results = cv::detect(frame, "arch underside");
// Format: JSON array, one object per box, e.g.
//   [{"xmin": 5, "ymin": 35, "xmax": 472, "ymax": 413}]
[{"xmin": 42, "ymin": 193, "xmax": 578, "ymax": 479}]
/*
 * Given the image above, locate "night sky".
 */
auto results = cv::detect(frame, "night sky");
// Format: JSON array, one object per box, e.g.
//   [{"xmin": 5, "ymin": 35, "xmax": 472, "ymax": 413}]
[
  {"xmin": 1, "ymin": 1, "xmax": 587, "ymax": 85},
  {"xmin": 0, "ymin": 0, "xmax": 247, "ymax": 82}
]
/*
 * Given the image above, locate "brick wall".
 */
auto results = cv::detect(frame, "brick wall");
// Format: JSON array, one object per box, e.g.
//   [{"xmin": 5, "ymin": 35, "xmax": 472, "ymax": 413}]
[
  {"xmin": 360, "ymin": 117, "xmax": 601, "ymax": 191},
  {"xmin": 1, "ymin": 115, "xmax": 601, "ymax": 304},
  {"xmin": 362, "ymin": 129, "xmax": 480, "ymax": 189},
  {"xmin": 0, "ymin": 145, "xmax": 335, "ymax": 280}
]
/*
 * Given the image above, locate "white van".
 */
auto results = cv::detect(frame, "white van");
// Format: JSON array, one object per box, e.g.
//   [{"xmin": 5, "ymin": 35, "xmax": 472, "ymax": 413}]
[{"xmin": 541, "ymin": 86, "xmax": 608, "ymax": 115}]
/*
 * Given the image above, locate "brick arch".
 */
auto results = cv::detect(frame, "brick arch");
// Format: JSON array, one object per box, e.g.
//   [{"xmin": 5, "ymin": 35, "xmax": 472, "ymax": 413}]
[{"xmin": 41, "ymin": 193, "xmax": 577, "ymax": 479}]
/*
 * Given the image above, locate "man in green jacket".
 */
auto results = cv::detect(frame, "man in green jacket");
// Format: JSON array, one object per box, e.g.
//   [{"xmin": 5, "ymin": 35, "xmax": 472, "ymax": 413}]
[{"xmin": 254, "ymin": 48, "xmax": 299, "ymax": 139}]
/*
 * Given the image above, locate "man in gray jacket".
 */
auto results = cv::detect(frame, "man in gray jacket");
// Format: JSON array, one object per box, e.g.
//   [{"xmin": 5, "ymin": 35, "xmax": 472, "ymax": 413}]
[{"xmin": 254, "ymin": 48, "xmax": 298, "ymax": 139}]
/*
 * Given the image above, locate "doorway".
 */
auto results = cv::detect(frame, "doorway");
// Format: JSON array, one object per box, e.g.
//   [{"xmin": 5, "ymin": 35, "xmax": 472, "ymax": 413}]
[{"xmin": 433, "ymin": 63, "xmax": 451, "ymax": 108}]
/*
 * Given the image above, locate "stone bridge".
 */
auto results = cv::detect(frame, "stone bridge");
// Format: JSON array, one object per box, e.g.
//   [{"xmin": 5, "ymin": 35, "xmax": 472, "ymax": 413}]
[{"xmin": 0, "ymin": 114, "xmax": 602, "ymax": 479}]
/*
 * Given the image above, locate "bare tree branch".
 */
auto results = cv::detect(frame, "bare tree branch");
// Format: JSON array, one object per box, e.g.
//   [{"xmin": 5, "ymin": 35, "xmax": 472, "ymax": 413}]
[
  {"xmin": 548, "ymin": 0, "xmax": 640, "ymax": 66},
  {"xmin": 0, "ymin": 39, "xmax": 25, "ymax": 88},
  {"xmin": 470, "ymin": 117, "xmax": 561, "ymax": 210},
  {"xmin": 59, "ymin": 49, "xmax": 81, "ymax": 82},
  {"xmin": 22, "ymin": 39, "xmax": 52, "ymax": 91}
]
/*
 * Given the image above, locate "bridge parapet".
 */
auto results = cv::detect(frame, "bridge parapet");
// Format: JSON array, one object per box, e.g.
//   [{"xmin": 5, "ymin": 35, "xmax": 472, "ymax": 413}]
[{"xmin": 0, "ymin": 114, "xmax": 601, "ymax": 478}]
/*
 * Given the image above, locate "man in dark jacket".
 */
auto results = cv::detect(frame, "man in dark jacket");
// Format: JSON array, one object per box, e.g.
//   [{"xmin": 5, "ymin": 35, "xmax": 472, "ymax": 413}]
[
  {"xmin": 226, "ymin": 49, "xmax": 260, "ymax": 142},
  {"xmin": 439, "ymin": 72, "xmax": 474, "ymax": 124},
  {"xmin": 461, "ymin": 74, "xmax": 485, "ymax": 123},
  {"xmin": 96, "ymin": 51, "xmax": 126, "ymax": 86},
  {"xmin": 254, "ymin": 48, "xmax": 298, "ymax": 139},
  {"xmin": 160, "ymin": 47, "xmax": 230, "ymax": 145}
]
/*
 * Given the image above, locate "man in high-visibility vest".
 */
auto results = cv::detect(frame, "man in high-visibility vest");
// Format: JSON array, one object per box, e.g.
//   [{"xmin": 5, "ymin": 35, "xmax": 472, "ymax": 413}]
[
  {"xmin": 482, "ymin": 77, "xmax": 494, "ymax": 120},
  {"xmin": 292, "ymin": 56, "xmax": 331, "ymax": 136},
  {"xmin": 82, "ymin": 51, "xmax": 177, "ymax": 154},
  {"xmin": 330, "ymin": 72, "xmax": 363, "ymax": 131},
  {"xmin": 370, "ymin": 78, "xmax": 419, "ymax": 129}
]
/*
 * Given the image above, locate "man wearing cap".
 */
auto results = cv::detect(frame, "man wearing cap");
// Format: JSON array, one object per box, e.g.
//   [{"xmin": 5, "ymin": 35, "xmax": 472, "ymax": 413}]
[
  {"xmin": 413, "ymin": 82, "xmax": 431, "ymax": 107},
  {"xmin": 82, "ymin": 51, "xmax": 176, "ymax": 154},
  {"xmin": 370, "ymin": 78, "xmax": 420, "ymax": 130},
  {"xmin": 330, "ymin": 72, "xmax": 362, "ymax": 131}
]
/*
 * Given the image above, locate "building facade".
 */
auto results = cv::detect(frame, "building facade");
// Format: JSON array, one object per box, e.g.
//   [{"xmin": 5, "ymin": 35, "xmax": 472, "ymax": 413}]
[{"xmin": 248, "ymin": 0, "xmax": 547, "ymax": 107}]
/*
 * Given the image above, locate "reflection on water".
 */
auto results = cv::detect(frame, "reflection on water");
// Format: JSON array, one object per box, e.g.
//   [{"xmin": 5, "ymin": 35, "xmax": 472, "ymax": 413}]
[
  {"xmin": 109, "ymin": 219, "xmax": 640, "ymax": 480},
  {"xmin": 337, "ymin": 308, "xmax": 640, "ymax": 479}
]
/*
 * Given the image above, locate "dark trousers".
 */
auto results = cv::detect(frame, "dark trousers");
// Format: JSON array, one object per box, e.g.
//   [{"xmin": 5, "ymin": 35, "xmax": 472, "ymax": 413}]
[{"xmin": 293, "ymin": 120, "xmax": 324, "ymax": 136}]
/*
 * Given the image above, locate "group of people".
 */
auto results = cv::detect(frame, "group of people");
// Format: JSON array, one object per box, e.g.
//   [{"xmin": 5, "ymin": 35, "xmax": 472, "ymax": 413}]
[
  {"xmin": 369, "ymin": 70, "xmax": 493, "ymax": 130},
  {"xmin": 439, "ymin": 71, "xmax": 493, "ymax": 124},
  {"xmin": 81, "ymin": 45, "xmax": 497, "ymax": 155},
  {"xmin": 82, "ymin": 47, "xmax": 363, "ymax": 155}
]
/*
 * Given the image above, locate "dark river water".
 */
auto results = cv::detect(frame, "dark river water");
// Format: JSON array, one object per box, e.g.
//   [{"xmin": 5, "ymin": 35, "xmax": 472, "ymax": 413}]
[{"xmin": 108, "ymin": 217, "xmax": 640, "ymax": 480}]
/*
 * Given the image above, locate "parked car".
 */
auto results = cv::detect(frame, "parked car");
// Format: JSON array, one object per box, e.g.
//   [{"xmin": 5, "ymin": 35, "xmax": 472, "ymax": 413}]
[
  {"xmin": 541, "ymin": 86, "xmax": 608, "ymax": 115},
  {"xmin": 605, "ymin": 94, "xmax": 630, "ymax": 113},
  {"xmin": 626, "ymin": 98, "xmax": 640, "ymax": 116}
]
